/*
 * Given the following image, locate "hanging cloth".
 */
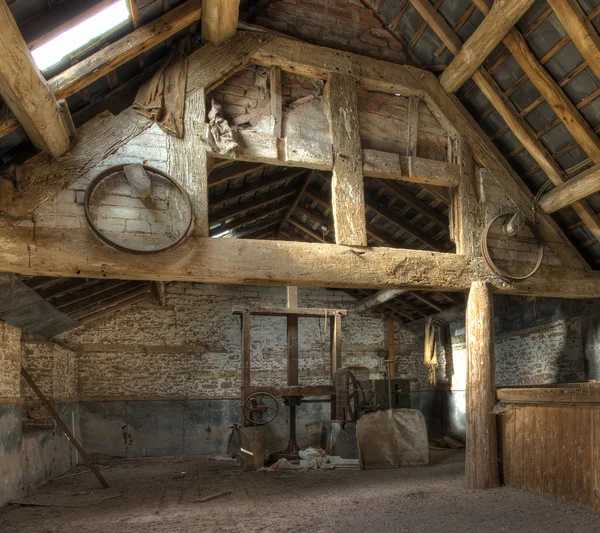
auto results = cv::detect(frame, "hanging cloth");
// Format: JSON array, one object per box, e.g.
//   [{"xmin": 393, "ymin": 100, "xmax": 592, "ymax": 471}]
[
  {"xmin": 133, "ymin": 37, "xmax": 190, "ymax": 138},
  {"xmin": 424, "ymin": 317, "xmax": 449, "ymax": 385}
]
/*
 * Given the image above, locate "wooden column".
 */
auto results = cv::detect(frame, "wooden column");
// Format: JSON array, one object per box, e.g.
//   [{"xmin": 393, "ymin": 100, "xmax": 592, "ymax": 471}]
[
  {"xmin": 201, "ymin": 0, "xmax": 240, "ymax": 45},
  {"xmin": 386, "ymin": 318, "xmax": 396, "ymax": 378},
  {"xmin": 326, "ymin": 72, "xmax": 367, "ymax": 246},
  {"xmin": 465, "ymin": 281, "xmax": 500, "ymax": 489},
  {"xmin": 168, "ymin": 90, "xmax": 210, "ymax": 237},
  {"xmin": 287, "ymin": 286, "xmax": 299, "ymax": 387},
  {"xmin": 241, "ymin": 310, "xmax": 250, "ymax": 426},
  {"xmin": 330, "ymin": 313, "xmax": 342, "ymax": 379},
  {"xmin": 450, "ymin": 140, "xmax": 482, "ymax": 258}
]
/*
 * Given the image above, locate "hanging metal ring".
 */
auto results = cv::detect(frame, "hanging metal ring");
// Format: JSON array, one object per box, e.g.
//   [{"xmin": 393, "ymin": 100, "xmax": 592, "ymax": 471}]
[
  {"xmin": 84, "ymin": 164, "xmax": 193, "ymax": 255},
  {"xmin": 481, "ymin": 212, "xmax": 544, "ymax": 281}
]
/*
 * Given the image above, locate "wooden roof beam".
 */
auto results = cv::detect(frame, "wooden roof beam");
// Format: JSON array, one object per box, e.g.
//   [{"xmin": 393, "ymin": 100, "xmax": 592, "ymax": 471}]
[
  {"xmin": 539, "ymin": 163, "xmax": 600, "ymax": 214},
  {"xmin": 474, "ymin": 0, "xmax": 600, "ymax": 166},
  {"xmin": 202, "ymin": 0, "xmax": 240, "ymax": 46},
  {"xmin": 407, "ymin": 0, "xmax": 600, "ymax": 247},
  {"xmin": 208, "ymin": 162, "xmax": 269, "ymax": 187},
  {"xmin": 0, "ymin": 0, "xmax": 202, "ymax": 139},
  {"xmin": 0, "ymin": 1, "xmax": 70, "ymax": 157},
  {"xmin": 209, "ymin": 202, "xmax": 291, "ymax": 237},
  {"xmin": 547, "ymin": 0, "xmax": 600, "ymax": 82},
  {"xmin": 438, "ymin": 0, "xmax": 536, "ymax": 93}
]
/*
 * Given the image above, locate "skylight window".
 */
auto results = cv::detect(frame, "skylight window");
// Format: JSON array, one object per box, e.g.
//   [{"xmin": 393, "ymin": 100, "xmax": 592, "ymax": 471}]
[{"xmin": 31, "ymin": 0, "xmax": 130, "ymax": 71}]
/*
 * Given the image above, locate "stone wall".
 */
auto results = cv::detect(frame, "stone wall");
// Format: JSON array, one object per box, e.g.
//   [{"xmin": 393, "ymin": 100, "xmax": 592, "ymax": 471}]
[{"xmin": 0, "ymin": 328, "xmax": 80, "ymax": 508}]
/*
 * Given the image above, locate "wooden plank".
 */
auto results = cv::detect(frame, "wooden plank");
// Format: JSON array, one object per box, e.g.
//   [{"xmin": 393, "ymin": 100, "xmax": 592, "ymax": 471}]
[
  {"xmin": 21, "ymin": 366, "xmax": 109, "ymax": 489},
  {"xmin": 547, "ymin": 0, "xmax": 600, "ymax": 82},
  {"xmin": 465, "ymin": 280, "xmax": 500, "ymax": 489},
  {"xmin": 168, "ymin": 90, "xmax": 209, "ymax": 237},
  {"xmin": 438, "ymin": 0, "xmax": 536, "ymax": 93},
  {"xmin": 233, "ymin": 306, "xmax": 348, "ymax": 317},
  {"xmin": 326, "ymin": 72, "xmax": 367, "ymax": 246},
  {"xmin": 354, "ymin": 289, "xmax": 406, "ymax": 312},
  {"xmin": 0, "ymin": 1, "xmax": 70, "ymax": 157},
  {"xmin": 386, "ymin": 317, "xmax": 396, "ymax": 378},
  {"xmin": 538, "ymin": 163, "xmax": 600, "ymax": 214},
  {"xmin": 127, "ymin": 0, "xmax": 141, "ymax": 29},
  {"xmin": 498, "ymin": 387, "xmax": 600, "ymax": 404},
  {"xmin": 502, "ymin": 29, "xmax": 600, "ymax": 164},
  {"xmin": 201, "ymin": 0, "xmax": 240, "ymax": 46}
]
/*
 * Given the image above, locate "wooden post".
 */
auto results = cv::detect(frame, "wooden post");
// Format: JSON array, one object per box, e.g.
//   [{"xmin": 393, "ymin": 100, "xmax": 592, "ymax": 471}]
[
  {"xmin": 287, "ymin": 287, "xmax": 299, "ymax": 387},
  {"xmin": 168, "ymin": 90, "xmax": 210, "ymax": 237},
  {"xmin": 241, "ymin": 310, "xmax": 250, "ymax": 426},
  {"xmin": 326, "ymin": 72, "xmax": 367, "ymax": 246},
  {"xmin": 386, "ymin": 318, "xmax": 396, "ymax": 378},
  {"xmin": 465, "ymin": 281, "xmax": 500, "ymax": 489},
  {"xmin": 330, "ymin": 312, "xmax": 342, "ymax": 419}
]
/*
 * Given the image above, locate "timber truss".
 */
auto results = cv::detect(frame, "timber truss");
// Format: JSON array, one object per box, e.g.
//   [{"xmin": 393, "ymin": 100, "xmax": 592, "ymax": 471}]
[{"xmin": 1, "ymin": 2, "xmax": 600, "ymax": 302}]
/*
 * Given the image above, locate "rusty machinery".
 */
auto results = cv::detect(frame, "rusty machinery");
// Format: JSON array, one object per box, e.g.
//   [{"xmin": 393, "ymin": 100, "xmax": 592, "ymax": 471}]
[{"xmin": 233, "ymin": 305, "xmax": 348, "ymax": 459}]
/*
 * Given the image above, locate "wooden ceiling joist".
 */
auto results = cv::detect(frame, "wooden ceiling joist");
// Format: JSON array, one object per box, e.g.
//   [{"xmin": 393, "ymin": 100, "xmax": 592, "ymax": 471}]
[
  {"xmin": 354, "ymin": 289, "xmax": 406, "ymax": 313},
  {"xmin": 208, "ymin": 162, "xmax": 268, "ymax": 187},
  {"xmin": 547, "ymin": 0, "xmax": 600, "ymax": 82},
  {"xmin": 475, "ymin": 3, "xmax": 600, "ymax": 166},
  {"xmin": 209, "ymin": 201, "xmax": 291, "ymax": 237},
  {"xmin": 438, "ymin": 0, "xmax": 536, "ymax": 93},
  {"xmin": 407, "ymin": 0, "xmax": 600, "ymax": 247},
  {"xmin": 0, "ymin": 1, "xmax": 70, "ymax": 157},
  {"xmin": 201, "ymin": 0, "xmax": 240, "ymax": 46},
  {"xmin": 0, "ymin": 0, "xmax": 202, "ymax": 139},
  {"xmin": 209, "ymin": 185, "xmax": 297, "ymax": 223}
]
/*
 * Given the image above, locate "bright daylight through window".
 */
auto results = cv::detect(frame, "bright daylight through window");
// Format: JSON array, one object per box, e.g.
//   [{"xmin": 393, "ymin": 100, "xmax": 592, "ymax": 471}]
[{"xmin": 31, "ymin": 0, "xmax": 130, "ymax": 71}]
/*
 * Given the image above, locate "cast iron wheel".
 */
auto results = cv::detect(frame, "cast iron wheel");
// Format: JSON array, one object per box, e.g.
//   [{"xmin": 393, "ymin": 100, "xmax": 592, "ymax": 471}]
[{"xmin": 243, "ymin": 392, "xmax": 280, "ymax": 426}]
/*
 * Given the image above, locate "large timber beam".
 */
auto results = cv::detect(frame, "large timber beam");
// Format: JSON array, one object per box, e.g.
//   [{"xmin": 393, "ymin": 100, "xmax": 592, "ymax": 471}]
[
  {"xmin": 439, "ymin": 0, "xmax": 536, "ymax": 93},
  {"xmin": 547, "ymin": 0, "xmax": 600, "ymax": 82},
  {"xmin": 201, "ymin": 0, "xmax": 240, "ymax": 46},
  {"xmin": 0, "ymin": 0, "xmax": 203, "ymax": 139},
  {"xmin": 2, "ymin": 226, "xmax": 600, "ymax": 298},
  {"xmin": 0, "ymin": 1, "xmax": 70, "ymax": 157},
  {"xmin": 539, "ymin": 163, "xmax": 600, "ymax": 214}
]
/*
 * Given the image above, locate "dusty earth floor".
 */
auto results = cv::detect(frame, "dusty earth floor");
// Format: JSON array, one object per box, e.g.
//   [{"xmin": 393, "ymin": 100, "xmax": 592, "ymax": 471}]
[{"xmin": 1, "ymin": 450, "xmax": 598, "ymax": 533}]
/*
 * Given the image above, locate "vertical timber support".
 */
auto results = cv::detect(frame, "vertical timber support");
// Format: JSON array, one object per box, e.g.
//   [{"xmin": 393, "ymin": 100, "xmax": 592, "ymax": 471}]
[
  {"xmin": 465, "ymin": 281, "xmax": 500, "ymax": 489},
  {"xmin": 168, "ymin": 90, "xmax": 210, "ymax": 237},
  {"xmin": 330, "ymin": 312, "xmax": 342, "ymax": 418},
  {"xmin": 450, "ymin": 139, "xmax": 482, "ymax": 257},
  {"xmin": 241, "ymin": 310, "xmax": 251, "ymax": 426},
  {"xmin": 326, "ymin": 72, "xmax": 367, "ymax": 246},
  {"xmin": 286, "ymin": 287, "xmax": 299, "ymax": 451}
]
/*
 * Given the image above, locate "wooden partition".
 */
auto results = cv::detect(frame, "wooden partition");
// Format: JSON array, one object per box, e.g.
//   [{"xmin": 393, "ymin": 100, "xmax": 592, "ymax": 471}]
[{"xmin": 497, "ymin": 386, "xmax": 600, "ymax": 512}]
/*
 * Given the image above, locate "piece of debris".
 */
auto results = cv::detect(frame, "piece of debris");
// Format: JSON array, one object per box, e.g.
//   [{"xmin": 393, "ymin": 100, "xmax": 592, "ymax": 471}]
[
  {"xmin": 194, "ymin": 490, "xmax": 232, "ymax": 504},
  {"xmin": 10, "ymin": 488, "xmax": 121, "ymax": 508},
  {"xmin": 209, "ymin": 455, "xmax": 237, "ymax": 462},
  {"xmin": 258, "ymin": 458, "xmax": 303, "ymax": 472},
  {"xmin": 205, "ymin": 99, "xmax": 238, "ymax": 156},
  {"xmin": 442, "ymin": 436, "xmax": 465, "ymax": 450}
]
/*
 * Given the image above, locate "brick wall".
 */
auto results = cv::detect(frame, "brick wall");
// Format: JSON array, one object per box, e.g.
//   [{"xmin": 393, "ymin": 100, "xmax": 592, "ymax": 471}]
[
  {"xmin": 0, "ymin": 322, "xmax": 21, "ymax": 400},
  {"xmin": 257, "ymin": 0, "xmax": 409, "ymax": 64},
  {"xmin": 58, "ymin": 285, "xmax": 417, "ymax": 399}
]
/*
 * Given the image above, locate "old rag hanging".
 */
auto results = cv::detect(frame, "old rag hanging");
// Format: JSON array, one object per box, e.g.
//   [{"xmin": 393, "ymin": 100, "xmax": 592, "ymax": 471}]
[
  {"xmin": 133, "ymin": 37, "xmax": 190, "ymax": 138},
  {"xmin": 424, "ymin": 317, "xmax": 449, "ymax": 385}
]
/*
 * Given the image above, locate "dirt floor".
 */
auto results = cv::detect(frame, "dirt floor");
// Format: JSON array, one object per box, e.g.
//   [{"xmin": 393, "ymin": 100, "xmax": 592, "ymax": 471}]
[{"xmin": 1, "ymin": 450, "xmax": 598, "ymax": 533}]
